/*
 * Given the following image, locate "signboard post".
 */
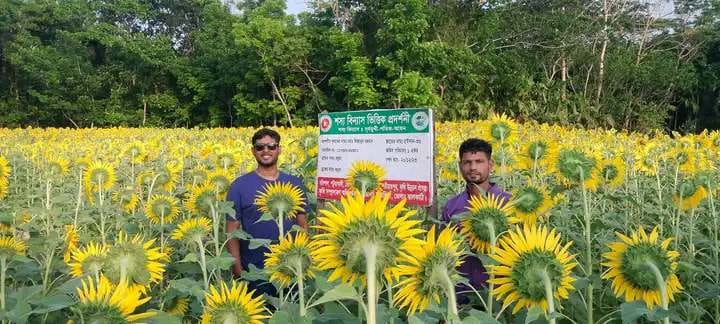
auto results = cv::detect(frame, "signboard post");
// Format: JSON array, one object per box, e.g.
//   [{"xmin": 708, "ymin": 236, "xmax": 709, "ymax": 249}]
[{"xmin": 316, "ymin": 108, "xmax": 434, "ymax": 207}]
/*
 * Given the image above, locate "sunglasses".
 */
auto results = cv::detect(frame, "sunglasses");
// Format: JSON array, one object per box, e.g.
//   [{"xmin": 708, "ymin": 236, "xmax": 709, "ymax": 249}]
[{"xmin": 253, "ymin": 143, "xmax": 279, "ymax": 151}]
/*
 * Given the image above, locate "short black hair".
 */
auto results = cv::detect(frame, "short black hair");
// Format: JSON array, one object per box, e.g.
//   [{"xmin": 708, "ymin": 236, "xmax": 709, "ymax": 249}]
[
  {"xmin": 251, "ymin": 128, "xmax": 281, "ymax": 144},
  {"xmin": 459, "ymin": 138, "xmax": 492, "ymax": 159}
]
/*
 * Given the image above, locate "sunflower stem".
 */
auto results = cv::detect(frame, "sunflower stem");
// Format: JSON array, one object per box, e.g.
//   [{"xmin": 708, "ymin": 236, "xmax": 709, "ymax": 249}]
[
  {"xmin": 295, "ymin": 258, "xmax": 306, "ymax": 317},
  {"xmin": 363, "ymin": 244, "xmax": 379, "ymax": 324},
  {"xmin": 73, "ymin": 170, "xmax": 83, "ymax": 228},
  {"xmin": 707, "ymin": 187, "xmax": 720, "ymax": 323},
  {"xmin": 98, "ymin": 176, "xmax": 106, "ymax": 246},
  {"xmin": 579, "ymin": 169, "xmax": 594, "ymax": 324},
  {"xmin": 689, "ymin": 208, "xmax": 696, "ymax": 257},
  {"xmin": 645, "ymin": 260, "xmax": 670, "ymax": 324},
  {"xmin": 1, "ymin": 257, "xmax": 6, "ymax": 314},
  {"xmin": 209, "ymin": 200, "xmax": 221, "ymax": 257},
  {"xmin": 439, "ymin": 267, "xmax": 458, "ymax": 321},
  {"xmin": 42, "ymin": 250, "xmax": 54, "ymax": 294},
  {"xmin": 540, "ymin": 269, "xmax": 557, "ymax": 324},
  {"xmin": 195, "ymin": 237, "xmax": 209, "ymax": 290},
  {"xmin": 485, "ymin": 220, "xmax": 497, "ymax": 316}
]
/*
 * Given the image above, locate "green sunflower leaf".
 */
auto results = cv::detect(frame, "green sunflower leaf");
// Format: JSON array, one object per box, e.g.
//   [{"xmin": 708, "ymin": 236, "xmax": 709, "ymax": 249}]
[
  {"xmin": 620, "ymin": 301, "xmax": 649, "ymax": 324},
  {"xmin": 308, "ymin": 283, "xmax": 359, "ymax": 308},
  {"xmin": 462, "ymin": 309, "xmax": 501, "ymax": 324}
]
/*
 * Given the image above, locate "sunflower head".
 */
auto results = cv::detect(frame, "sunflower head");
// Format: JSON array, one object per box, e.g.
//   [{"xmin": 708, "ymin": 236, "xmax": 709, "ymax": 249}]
[
  {"xmin": 64, "ymin": 225, "xmax": 80, "ymax": 263},
  {"xmin": 518, "ymin": 139, "xmax": 557, "ymax": 170},
  {"xmin": 459, "ymin": 193, "xmax": 520, "ymax": 254},
  {"xmin": 0, "ymin": 155, "xmax": 10, "ymax": 179},
  {"xmin": 104, "ymin": 232, "xmax": 167, "ymax": 286},
  {"xmin": 264, "ymin": 232, "xmax": 316, "ymax": 287},
  {"xmin": 206, "ymin": 169, "xmax": 234, "ymax": 195},
  {"xmin": 512, "ymin": 184, "xmax": 559, "ymax": 226},
  {"xmin": 171, "ymin": 217, "xmax": 212, "ymax": 243},
  {"xmin": 84, "ymin": 161, "xmax": 116, "ymax": 192},
  {"xmin": 145, "ymin": 194, "xmax": 180, "ymax": 224},
  {"xmin": 489, "ymin": 226, "xmax": 577, "ymax": 314},
  {"xmin": 188, "ymin": 166, "xmax": 209, "ymax": 187},
  {"xmin": 47, "ymin": 158, "xmax": 70, "ymax": 177},
  {"xmin": 672, "ymin": 177, "xmax": 707, "ymax": 210},
  {"xmin": 312, "ymin": 192, "xmax": 425, "ymax": 285},
  {"xmin": 394, "ymin": 225, "xmax": 465, "ymax": 315},
  {"xmin": 346, "ymin": 160, "xmax": 386, "ymax": 194},
  {"xmin": 549, "ymin": 147, "xmax": 599, "ymax": 191},
  {"xmin": 487, "ymin": 112, "xmax": 517, "ymax": 144},
  {"xmin": 73, "ymin": 274, "xmax": 155, "ymax": 323},
  {"xmin": 124, "ymin": 142, "xmax": 146, "ymax": 164},
  {"xmin": 185, "ymin": 183, "xmax": 220, "ymax": 216},
  {"xmin": 201, "ymin": 280, "xmax": 269, "ymax": 324},
  {"xmin": 0, "ymin": 236, "xmax": 26, "ymax": 259},
  {"xmin": 598, "ymin": 156, "xmax": 626, "ymax": 189},
  {"xmin": 602, "ymin": 226, "xmax": 682, "ymax": 308},
  {"xmin": 113, "ymin": 186, "xmax": 140, "ymax": 214},
  {"xmin": 68, "ymin": 242, "xmax": 108, "ymax": 278},
  {"xmin": 166, "ymin": 297, "xmax": 189, "ymax": 317},
  {"xmin": 254, "ymin": 182, "xmax": 305, "ymax": 219}
]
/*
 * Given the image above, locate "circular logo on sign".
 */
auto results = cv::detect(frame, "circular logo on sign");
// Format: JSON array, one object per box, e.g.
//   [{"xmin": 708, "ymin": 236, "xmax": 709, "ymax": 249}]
[
  {"xmin": 411, "ymin": 111, "xmax": 429, "ymax": 131},
  {"xmin": 319, "ymin": 115, "xmax": 332, "ymax": 132}
]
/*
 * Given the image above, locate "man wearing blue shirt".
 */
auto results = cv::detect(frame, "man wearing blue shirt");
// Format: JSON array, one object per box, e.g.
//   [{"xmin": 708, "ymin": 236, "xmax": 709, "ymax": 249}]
[{"xmin": 226, "ymin": 128, "xmax": 309, "ymax": 296}]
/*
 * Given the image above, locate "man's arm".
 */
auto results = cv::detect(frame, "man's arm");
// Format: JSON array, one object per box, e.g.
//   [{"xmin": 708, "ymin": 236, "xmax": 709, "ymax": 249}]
[
  {"xmin": 295, "ymin": 213, "xmax": 308, "ymax": 231},
  {"xmin": 226, "ymin": 219, "xmax": 243, "ymax": 277}
]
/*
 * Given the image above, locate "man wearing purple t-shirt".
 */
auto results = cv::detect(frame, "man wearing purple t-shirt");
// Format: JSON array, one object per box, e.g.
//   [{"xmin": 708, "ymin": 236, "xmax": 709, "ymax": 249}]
[
  {"xmin": 226, "ymin": 128, "xmax": 309, "ymax": 296},
  {"xmin": 441, "ymin": 138, "xmax": 510, "ymax": 304}
]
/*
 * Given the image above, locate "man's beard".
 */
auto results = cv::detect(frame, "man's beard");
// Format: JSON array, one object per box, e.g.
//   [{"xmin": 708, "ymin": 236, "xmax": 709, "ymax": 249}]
[{"xmin": 256, "ymin": 157, "xmax": 277, "ymax": 168}]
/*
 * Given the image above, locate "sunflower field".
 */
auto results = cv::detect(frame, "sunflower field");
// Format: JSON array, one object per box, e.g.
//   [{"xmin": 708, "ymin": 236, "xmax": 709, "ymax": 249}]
[{"xmin": 0, "ymin": 116, "xmax": 719, "ymax": 324}]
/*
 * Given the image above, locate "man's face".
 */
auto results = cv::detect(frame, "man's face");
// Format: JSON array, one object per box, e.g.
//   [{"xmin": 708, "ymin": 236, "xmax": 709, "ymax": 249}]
[
  {"xmin": 252, "ymin": 135, "xmax": 281, "ymax": 167},
  {"xmin": 459, "ymin": 151, "xmax": 493, "ymax": 185}
]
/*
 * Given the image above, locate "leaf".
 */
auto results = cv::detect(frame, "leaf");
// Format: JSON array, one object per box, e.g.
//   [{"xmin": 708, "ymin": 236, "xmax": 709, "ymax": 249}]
[
  {"xmin": 179, "ymin": 252, "xmax": 198, "ymax": 263},
  {"xmin": 572, "ymin": 276, "xmax": 589, "ymax": 290},
  {"xmin": 207, "ymin": 256, "xmax": 236, "ymax": 271},
  {"xmin": 168, "ymin": 278, "xmax": 205, "ymax": 300},
  {"xmin": 241, "ymin": 263, "xmax": 268, "ymax": 282},
  {"xmin": 29, "ymin": 294, "xmax": 75, "ymax": 314},
  {"xmin": 249, "ymin": 238, "xmax": 271, "ymax": 250},
  {"xmin": 621, "ymin": 301, "xmax": 649, "ymax": 324},
  {"xmin": 228, "ymin": 229, "xmax": 253, "ymax": 240},
  {"xmin": 57, "ymin": 277, "xmax": 83, "ymax": 295},
  {"xmin": 525, "ymin": 306, "xmax": 545, "ymax": 324},
  {"xmin": 147, "ymin": 311, "xmax": 183, "ymax": 324},
  {"xmin": 269, "ymin": 310, "xmax": 313, "ymax": 324},
  {"xmin": 256, "ymin": 212, "xmax": 275, "ymax": 223},
  {"xmin": 4, "ymin": 301, "xmax": 31, "ymax": 324},
  {"xmin": 647, "ymin": 308, "xmax": 671, "ymax": 321},
  {"xmin": 308, "ymin": 283, "xmax": 359, "ymax": 308},
  {"xmin": 462, "ymin": 309, "xmax": 502, "ymax": 324}
]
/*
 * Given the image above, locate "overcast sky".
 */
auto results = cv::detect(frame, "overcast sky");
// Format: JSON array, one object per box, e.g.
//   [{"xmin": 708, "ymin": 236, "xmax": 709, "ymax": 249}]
[{"xmin": 286, "ymin": 0, "xmax": 308, "ymax": 14}]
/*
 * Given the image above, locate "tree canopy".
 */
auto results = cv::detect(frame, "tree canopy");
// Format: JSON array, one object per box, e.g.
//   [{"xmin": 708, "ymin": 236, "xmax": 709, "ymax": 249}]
[{"xmin": 1, "ymin": 0, "xmax": 718, "ymax": 132}]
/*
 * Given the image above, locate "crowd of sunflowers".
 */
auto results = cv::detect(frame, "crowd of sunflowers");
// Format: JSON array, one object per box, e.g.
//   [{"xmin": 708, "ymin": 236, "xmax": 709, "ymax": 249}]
[{"xmin": 0, "ymin": 114, "xmax": 718, "ymax": 323}]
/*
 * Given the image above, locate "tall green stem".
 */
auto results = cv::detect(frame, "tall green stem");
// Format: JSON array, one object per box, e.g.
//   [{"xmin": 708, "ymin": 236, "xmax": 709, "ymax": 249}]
[
  {"xmin": 196, "ymin": 237, "xmax": 209, "ymax": 290},
  {"xmin": 295, "ymin": 258, "xmax": 306, "ymax": 317},
  {"xmin": 485, "ymin": 220, "xmax": 497, "ymax": 316},
  {"xmin": 580, "ymin": 170, "xmax": 594, "ymax": 324},
  {"xmin": 363, "ymin": 244, "xmax": 378, "ymax": 324},
  {"xmin": 98, "ymin": 176, "xmax": 106, "ymax": 246},
  {"xmin": 1, "ymin": 257, "xmax": 6, "ymax": 314},
  {"xmin": 645, "ymin": 260, "xmax": 670, "ymax": 324},
  {"xmin": 540, "ymin": 269, "xmax": 557, "ymax": 324},
  {"xmin": 438, "ymin": 267, "xmax": 458, "ymax": 321},
  {"xmin": 708, "ymin": 188, "xmax": 720, "ymax": 324}
]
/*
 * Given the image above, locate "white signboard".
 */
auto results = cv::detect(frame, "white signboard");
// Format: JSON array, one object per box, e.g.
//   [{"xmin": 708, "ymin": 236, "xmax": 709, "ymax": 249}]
[{"xmin": 316, "ymin": 108, "xmax": 434, "ymax": 206}]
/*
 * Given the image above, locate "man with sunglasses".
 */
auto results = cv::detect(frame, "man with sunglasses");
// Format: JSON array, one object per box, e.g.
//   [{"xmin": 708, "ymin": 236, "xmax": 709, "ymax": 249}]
[{"xmin": 225, "ymin": 128, "xmax": 309, "ymax": 297}]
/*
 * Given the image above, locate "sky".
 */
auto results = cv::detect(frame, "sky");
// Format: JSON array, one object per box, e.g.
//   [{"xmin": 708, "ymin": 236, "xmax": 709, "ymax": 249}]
[{"xmin": 286, "ymin": 0, "xmax": 309, "ymax": 14}]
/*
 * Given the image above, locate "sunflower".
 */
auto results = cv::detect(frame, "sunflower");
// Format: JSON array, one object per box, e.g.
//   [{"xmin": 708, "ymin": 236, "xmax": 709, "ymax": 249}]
[
  {"xmin": 254, "ymin": 182, "xmax": 305, "ymax": 219},
  {"xmin": 489, "ymin": 226, "xmax": 577, "ymax": 314},
  {"xmin": 185, "ymin": 183, "xmax": 219, "ymax": 216},
  {"xmin": 517, "ymin": 139, "xmax": 558, "ymax": 172},
  {"xmin": 113, "ymin": 186, "xmax": 140, "ymax": 214},
  {"xmin": 312, "ymin": 192, "xmax": 425, "ymax": 285},
  {"xmin": 206, "ymin": 169, "xmax": 234, "ymax": 195},
  {"xmin": 486, "ymin": 112, "xmax": 518, "ymax": 145},
  {"xmin": 0, "ymin": 155, "xmax": 10, "ymax": 180},
  {"xmin": 214, "ymin": 149, "xmax": 242, "ymax": 171},
  {"xmin": 200, "ymin": 280, "xmax": 269, "ymax": 324},
  {"xmin": 64, "ymin": 225, "xmax": 80, "ymax": 263},
  {"xmin": 166, "ymin": 297, "xmax": 189, "ymax": 317},
  {"xmin": 0, "ymin": 178, "xmax": 7, "ymax": 201},
  {"xmin": 598, "ymin": 156, "xmax": 627, "ymax": 189},
  {"xmin": 104, "ymin": 232, "xmax": 167, "ymax": 287},
  {"xmin": 346, "ymin": 160, "xmax": 386, "ymax": 194},
  {"xmin": 602, "ymin": 226, "xmax": 682, "ymax": 308},
  {"xmin": 171, "ymin": 217, "xmax": 211, "ymax": 243},
  {"xmin": 84, "ymin": 161, "xmax": 116, "ymax": 200},
  {"xmin": 72, "ymin": 274, "xmax": 155, "ymax": 323},
  {"xmin": 68, "ymin": 242, "xmax": 108, "ymax": 278},
  {"xmin": 0, "ymin": 236, "xmax": 26, "ymax": 259},
  {"xmin": 459, "ymin": 193, "xmax": 520, "ymax": 254},
  {"xmin": 124, "ymin": 142, "xmax": 147, "ymax": 164},
  {"xmin": 136, "ymin": 164, "xmax": 180, "ymax": 194},
  {"xmin": 673, "ymin": 178, "xmax": 708, "ymax": 210},
  {"xmin": 188, "ymin": 166, "xmax": 209, "ymax": 188},
  {"xmin": 394, "ymin": 225, "xmax": 465, "ymax": 315},
  {"xmin": 548, "ymin": 147, "xmax": 600, "ymax": 191},
  {"xmin": 512, "ymin": 184, "xmax": 561, "ymax": 226},
  {"xmin": 264, "ymin": 232, "xmax": 316, "ymax": 287},
  {"xmin": 145, "ymin": 194, "xmax": 180, "ymax": 225},
  {"xmin": 634, "ymin": 142, "xmax": 663, "ymax": 176},
  {"xmin": 47, "ymin": 157, "xmax": 70, "ymax": 177}
]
